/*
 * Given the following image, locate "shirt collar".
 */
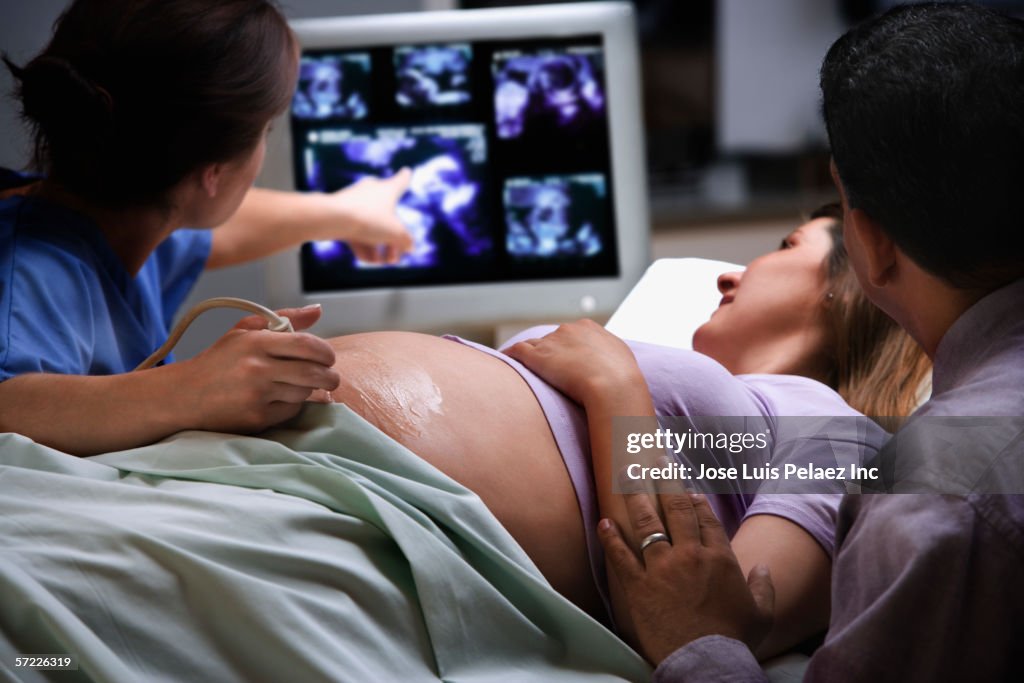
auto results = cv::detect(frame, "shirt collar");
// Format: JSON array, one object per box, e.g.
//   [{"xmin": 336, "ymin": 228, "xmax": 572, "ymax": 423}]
[{"xmin": 931, "ymin": 277, "xmax": 1024, "ymax": 397}]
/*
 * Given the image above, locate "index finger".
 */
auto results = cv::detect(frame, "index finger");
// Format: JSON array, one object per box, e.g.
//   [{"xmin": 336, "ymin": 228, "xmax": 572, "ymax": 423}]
[
  {"xmin": 259, "ymin": 330, "xmax": 336, "ymax": 367},
  {"xmin": 389, "ymin": 167, "xmax": 413, "ymax": 198},
  {"xmin": 503, "ymin": 339, "xmax": 542, "ymax": 363},
  {"xmin": 234, "ymin": 313, "xmax": 272, "ymax": 331}
]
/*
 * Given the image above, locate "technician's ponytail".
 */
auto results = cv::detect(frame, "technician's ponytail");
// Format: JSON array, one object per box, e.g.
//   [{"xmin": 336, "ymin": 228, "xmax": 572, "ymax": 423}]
[
  {"xmin": 3, "ymin": 0, "xmax": 298, "ymax": 208},
  {"xmin": 4, "ymin": 53, "xmax": 115, "ymax": 188}
]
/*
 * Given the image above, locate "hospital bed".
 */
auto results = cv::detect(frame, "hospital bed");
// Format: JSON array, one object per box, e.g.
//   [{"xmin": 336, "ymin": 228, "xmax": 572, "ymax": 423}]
[{"xmin": 1, "ymin": 259, "xmax": 818, "ymax": 683}]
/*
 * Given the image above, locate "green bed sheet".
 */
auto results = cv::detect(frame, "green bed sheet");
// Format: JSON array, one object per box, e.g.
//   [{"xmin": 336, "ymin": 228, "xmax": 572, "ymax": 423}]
[{"xmin": 0, "ymin": 404, "xmax": 649, "ymax": 682}]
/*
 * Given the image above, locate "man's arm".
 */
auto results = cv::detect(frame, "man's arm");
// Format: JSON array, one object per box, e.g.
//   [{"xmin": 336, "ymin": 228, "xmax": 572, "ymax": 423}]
[
  {"xmin": 617, "ymin": 493, "xmax": 1024, "ymax": 682},
  {"xmin": 803, "ymin": 494, "xmax": 1023, "ymax": 682}
]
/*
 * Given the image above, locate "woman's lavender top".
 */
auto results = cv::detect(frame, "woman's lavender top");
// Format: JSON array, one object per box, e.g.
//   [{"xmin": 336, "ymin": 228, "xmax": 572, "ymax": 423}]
[{"xmin": 448, "ymin": 326, "xmax": 885, "ymax": 625}]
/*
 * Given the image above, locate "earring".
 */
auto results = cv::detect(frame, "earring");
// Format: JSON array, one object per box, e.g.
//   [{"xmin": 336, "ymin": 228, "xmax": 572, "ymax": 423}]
[{"xmin": 825, "ymin": 292, "xmax": 835, "ymax": 302}]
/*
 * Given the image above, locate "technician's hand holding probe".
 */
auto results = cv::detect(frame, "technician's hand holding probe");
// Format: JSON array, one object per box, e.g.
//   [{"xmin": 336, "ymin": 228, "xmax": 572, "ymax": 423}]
[{"xmin": 135, "ymin": 297, "xmax": 341, "ymax": 431}]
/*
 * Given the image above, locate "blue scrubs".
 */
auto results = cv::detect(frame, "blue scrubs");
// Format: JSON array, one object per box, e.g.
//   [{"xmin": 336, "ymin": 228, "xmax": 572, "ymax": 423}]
[{"xmin": 0, "ymin": 170, "xmax": 212, "ymax": 381}]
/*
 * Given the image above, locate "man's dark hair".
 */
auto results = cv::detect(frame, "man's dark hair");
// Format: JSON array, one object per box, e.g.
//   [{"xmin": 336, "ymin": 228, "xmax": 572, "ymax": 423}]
[
  {"xmin": 3, "ymin": 0, "xmax": 297, "ymax": 208},
  {"xmin": 820, "ymin": 2, "xmax": 1024, "ymax": 291}
]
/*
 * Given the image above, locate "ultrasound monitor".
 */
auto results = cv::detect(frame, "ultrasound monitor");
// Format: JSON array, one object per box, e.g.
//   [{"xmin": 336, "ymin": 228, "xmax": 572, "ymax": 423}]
[{"xmin": 261, "ymin": 2, "xmax": 649, "ymax": 334}]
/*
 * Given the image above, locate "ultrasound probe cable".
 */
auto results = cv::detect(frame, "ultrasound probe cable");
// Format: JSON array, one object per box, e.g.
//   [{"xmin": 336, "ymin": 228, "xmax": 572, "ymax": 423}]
[{"xmin": 133, "ymin": 297, "xmax": 293, "ymax": 371}]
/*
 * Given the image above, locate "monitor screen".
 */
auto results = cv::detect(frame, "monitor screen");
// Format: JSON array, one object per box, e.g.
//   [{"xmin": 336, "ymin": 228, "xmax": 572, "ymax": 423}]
[
  {"xmin": 260, "ymin": 3, "xmax": 649, "ymax": 334},
  {"xmin": 290, "ymin": 37, "xmax": 620, "ymax": 293}
]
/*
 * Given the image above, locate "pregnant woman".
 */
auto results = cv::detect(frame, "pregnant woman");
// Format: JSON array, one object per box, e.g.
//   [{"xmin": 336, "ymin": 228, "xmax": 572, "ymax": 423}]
[{"xmin": 315, "ymin": 204, "xmax": 930, "ymax": 656}]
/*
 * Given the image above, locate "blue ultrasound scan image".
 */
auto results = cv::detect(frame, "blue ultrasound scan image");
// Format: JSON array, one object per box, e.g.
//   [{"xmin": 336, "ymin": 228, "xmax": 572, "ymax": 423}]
[
  {"xmin": 504, "ymin": 174, "xmax": 606, "ymax": 258},
  {"xmin": 292, "ymin": 53, "xmax": 371, "ymax": 121},
  {"xmin": 492, "ymin": 46, "xmax": 606, "ymax": 140},
  {"xmin": 394, "ymin": 44, "xmax": 472, "ymax": 108},
  {"xmin": 303, "ymin": 124, "xmax": 490, "ymax": 268}
]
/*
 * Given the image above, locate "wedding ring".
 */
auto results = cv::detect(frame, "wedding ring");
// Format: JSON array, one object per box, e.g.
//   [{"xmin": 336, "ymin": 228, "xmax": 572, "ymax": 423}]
[{"xmin": 639, "ymin": 531, "xmax": 671, "ymax": 552}]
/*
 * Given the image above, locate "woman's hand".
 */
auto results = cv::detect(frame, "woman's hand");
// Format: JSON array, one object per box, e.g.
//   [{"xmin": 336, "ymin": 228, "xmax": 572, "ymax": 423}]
[
  {"xmin": 175, "ymin": 304, "xmax": 340, "ymax": 433},
  {"xmin": 320, "ymin": 168, "xmax": 414, "ymax": 265},
  {"xmin": 508, "ymin": 320, "xmax": 658, "ymax": 638},
  {"xmin": 208, "ymin": 172, "xmax": 414, "ymax": 269},
  {"xmin": 504, "ymin": 319, "xmax": 644, "ymax": 405}
]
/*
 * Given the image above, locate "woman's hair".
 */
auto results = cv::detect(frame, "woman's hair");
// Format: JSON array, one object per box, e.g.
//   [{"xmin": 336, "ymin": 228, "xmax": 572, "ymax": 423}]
[
  {"xmin": 3, "ymin": 0, "xmax": 298, "ymax": 208},
  {"xmin": 814, "ymin": 202, "xmax": 932, "ymax": 421}
]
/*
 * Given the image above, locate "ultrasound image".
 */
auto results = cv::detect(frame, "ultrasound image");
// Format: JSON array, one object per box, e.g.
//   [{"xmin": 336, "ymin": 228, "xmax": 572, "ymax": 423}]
[
  {"xmin": 492, "ymin": 47, "xmax": 606, "ymax": 140},
  {"xmin": 504, "ymin": 175, "xmax": 606, "ymax": 258},
  {"xmin": 394, "ymin": 44, "xmax": 472, "ymax": 108},
  {"xmin": 302, "ymin": 124, "xmax": 490, "ymax": 268},
  {"xmin": 292, "ymin": 54, "xmax": 371, "ymax": 121}
]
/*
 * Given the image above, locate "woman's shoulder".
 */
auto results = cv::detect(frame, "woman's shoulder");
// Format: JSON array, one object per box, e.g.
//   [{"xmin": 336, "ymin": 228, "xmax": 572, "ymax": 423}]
[
  {"xmin": 625, "ymin": 340, "xmax": 764, "ymax": 417},
  {"xmin": 739, "ymin": 373, "xmax": 860, "ymax": 417},
  {"xmin": 0, "ymin": 188, "xmax": 120, "ymax": 370},
  {"xmin": 627, "ymin": 340, "xmax": 736, "ymax": 386},
  {"xmin": 0, "ymin": 212, "xmax": 108, "ymax": 381},
  {"xmin": 1, "ymin": 192, "xmax": 111, "ymax": 280}
]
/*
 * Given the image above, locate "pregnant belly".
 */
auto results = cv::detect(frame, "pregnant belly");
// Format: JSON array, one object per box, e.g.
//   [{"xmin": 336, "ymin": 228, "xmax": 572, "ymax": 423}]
[{"xmin": 325, "ymin": 332, "xmax": 602, "ymax": 618}]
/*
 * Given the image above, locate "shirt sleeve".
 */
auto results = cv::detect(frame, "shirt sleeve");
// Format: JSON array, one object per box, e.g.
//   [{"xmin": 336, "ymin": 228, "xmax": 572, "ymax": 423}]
[
  {"xmin": 802, "ymin": 494, "xmax": 1024, "ymax": 682},
  {"xmin": 742, "ymin": 494, "xmax": 840, "ymax": 559},
  {"xmin": 628, "ymin": 342, "xmax": 854, "ymax": 553},
  {"xmin": 628, "ymin": 340, "xmax": 766, "ymax": 417},
  {"xmin": 739, "ymin": 416, "xmax": 882, "ymax": 559},
  {"xmin": 152, "ymin": 229, "xmax": 212, "ymax": 328},
  {"xmin": 736, "ymin": 379, "xmax": 889, "ymax": 558},
  {"xmin": 0, "ymin": 243, "xmax": 97, "ymax": 382},
  {"xmin": 637, "ymin": 489, "xmax": 1024, "ymax": 683},
  {"xmin": 653, "ymin": 636, "xmax": 767, "ymax": 683}
]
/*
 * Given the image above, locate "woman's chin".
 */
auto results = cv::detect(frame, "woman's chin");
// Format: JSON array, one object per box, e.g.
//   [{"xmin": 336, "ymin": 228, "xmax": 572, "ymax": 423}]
[
  {"xmin": 692, "ymin": 319, "xmax": 738, "ymax": 372},
  {"xmin": 691, "ymin": 319, "xmax": 715, "ymax": 354}
]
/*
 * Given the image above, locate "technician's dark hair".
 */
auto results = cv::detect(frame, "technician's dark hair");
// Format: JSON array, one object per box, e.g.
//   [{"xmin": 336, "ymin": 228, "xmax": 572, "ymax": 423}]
[
  {"xmin": 820, "ymin": 2, "xmax": 1024, "ymax": 292},
  {"xmin": 3, "ymin": 0, "xmax": 298, "ymax": 207}
]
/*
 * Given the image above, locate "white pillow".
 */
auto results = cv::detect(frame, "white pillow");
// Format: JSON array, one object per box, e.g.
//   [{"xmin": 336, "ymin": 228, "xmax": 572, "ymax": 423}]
[{"xmin": 605, "ymin": 258, "xmax": 743, "ymax": 350}]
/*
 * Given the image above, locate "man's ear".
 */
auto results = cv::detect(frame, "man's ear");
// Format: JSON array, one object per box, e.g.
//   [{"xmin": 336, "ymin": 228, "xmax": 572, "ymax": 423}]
[
  {"xmin": 847, "ymin": 208, "xmax": 898, "ymax": 288},
  {"xmin": 200, "ymin": 163, "xmax": 225, "ymax": 198}
]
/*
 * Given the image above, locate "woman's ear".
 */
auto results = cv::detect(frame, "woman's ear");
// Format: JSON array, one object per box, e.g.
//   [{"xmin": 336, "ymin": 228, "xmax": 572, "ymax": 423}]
[
  {"xmin": 200, "ymin": 162, "xmax": 225, "ymax": 198},
  {"xmin": 847, "ymin": 208, "xmax": 898, "ymax": 288}
]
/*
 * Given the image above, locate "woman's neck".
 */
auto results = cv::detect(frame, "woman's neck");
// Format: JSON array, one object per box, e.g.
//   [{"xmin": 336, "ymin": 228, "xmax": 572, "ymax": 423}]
[
  {"xmin": 735, "ymin": 330, "xmax": 832, "ymax": 386},
  {"xmin": 36, "ymin": 180, "xmax": 179, "ymax": 276}
]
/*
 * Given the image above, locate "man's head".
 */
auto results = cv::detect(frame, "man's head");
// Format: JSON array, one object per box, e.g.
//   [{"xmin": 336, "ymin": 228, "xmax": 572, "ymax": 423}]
[{"xmin": 821, "ymin": 3, "xmax": 1024, "ymax": 295}]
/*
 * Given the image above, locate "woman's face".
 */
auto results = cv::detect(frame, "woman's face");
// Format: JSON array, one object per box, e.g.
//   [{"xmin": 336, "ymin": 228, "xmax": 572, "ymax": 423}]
[
  {"xmin": 192, "ymin": 123, "xmax": 269, "ymax": 228},
  {"xmin": 692, "ymin": 217, "xmax": 835, "ymax": 375}
]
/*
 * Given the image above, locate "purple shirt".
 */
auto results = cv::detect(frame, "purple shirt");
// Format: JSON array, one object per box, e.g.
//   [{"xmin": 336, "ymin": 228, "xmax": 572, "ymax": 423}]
[
  {"xmin": 627, "ymin": 339, "xmax": 882, "ymax": 557},
  {"xmin": 655, "ymin": 277, "xmax": 1024, "ymax": 682},
  {"xmin": 452, "ymin": 328, "xmax": 885, "ymax": 625}
]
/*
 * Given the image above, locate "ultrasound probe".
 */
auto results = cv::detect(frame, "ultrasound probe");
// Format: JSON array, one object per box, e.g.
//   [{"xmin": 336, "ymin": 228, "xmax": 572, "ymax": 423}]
[{"xmin": 133, "ymin": 297, "xmax": 294, "ymax": 371}]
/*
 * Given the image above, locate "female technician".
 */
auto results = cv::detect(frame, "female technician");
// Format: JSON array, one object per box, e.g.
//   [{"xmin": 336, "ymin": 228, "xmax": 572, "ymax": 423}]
[{"xmin": 0, "ymin": 0, "xmax": 410, "ymax": 454}]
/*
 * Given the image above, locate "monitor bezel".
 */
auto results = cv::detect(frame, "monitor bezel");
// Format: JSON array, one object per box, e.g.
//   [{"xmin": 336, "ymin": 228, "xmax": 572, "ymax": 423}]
[{"xmin": 260, "ymin": 1, "xmax": 649, "ymax": 334}]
